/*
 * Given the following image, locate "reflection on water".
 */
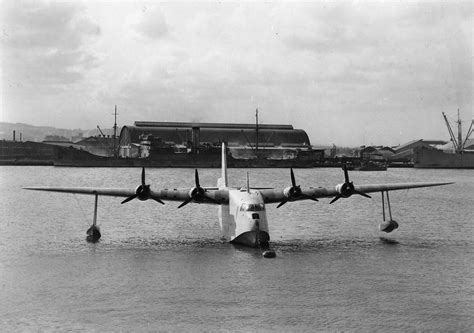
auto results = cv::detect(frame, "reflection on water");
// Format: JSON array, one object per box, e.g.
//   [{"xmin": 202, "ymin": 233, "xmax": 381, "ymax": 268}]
[
  {"xmin": 1, "ymin": 166, "xmax": 473, "ymax": 331},
  {"xmin": 378, "ymin": 236, "xmax": 400, "ymax": 245}
]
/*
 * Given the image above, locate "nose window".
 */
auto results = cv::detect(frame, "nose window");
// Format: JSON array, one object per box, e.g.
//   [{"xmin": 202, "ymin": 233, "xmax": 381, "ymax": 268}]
[
  {"xmin": 240, "ymin": 203, "xmax": 264, "ymax": 211},
  {"xmin": 252, "ymin": 213, "xmax": 260, "ymax": 219}
]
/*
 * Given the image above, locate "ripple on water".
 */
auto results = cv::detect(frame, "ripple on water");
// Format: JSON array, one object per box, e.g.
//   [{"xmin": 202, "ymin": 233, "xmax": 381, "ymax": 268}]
[
  {"xmin": 12, "ymin": 234, "xmax": 470, "ymax": 260},
  {"xmin": 268, "ymin": 237, "xmax": 471, "ymax": 254}
]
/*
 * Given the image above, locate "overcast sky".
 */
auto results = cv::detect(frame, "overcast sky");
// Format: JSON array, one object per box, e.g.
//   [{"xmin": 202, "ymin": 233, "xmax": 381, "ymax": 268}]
[{"xmin": 1, "ymin": 0, "xmax": 472, "ymax": 146}]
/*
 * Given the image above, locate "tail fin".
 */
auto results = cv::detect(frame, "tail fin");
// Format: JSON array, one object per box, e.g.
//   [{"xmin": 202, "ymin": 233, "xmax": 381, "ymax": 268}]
[{"xmin": 217, "ymin": 142, "xmax": 228, "ymax": 188}]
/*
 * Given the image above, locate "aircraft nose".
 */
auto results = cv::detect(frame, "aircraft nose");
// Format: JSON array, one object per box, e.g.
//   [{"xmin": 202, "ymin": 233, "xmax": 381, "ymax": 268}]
[{"xmin": 251, "ymin": 213, "xmax": 261, "ymax": 231}]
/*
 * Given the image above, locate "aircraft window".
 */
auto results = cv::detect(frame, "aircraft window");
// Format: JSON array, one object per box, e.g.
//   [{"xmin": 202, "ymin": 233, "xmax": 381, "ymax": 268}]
[{"xmin": 240, "ymin": 203, "xmax": 264, "ymax": 211}]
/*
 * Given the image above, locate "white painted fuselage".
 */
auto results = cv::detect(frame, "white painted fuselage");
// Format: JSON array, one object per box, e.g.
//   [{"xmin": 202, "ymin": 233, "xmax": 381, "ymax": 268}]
[{"xmin": 218, "ymin": 188, "xmax": 270, "ymax": 247}]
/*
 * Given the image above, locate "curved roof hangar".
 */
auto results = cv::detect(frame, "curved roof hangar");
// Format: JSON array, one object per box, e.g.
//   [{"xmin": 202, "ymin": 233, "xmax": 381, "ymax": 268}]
[{"xmin": 119, "ymin": 122, "xmax": 311, "ymax": 148}]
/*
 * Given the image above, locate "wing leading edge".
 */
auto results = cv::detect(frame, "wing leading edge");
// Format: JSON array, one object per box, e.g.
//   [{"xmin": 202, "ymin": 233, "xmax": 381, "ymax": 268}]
[
  {"xmin": 23, "ymin": 186, "xmax": 231, "ymax": 204},
  {"xmin": 23, "ymin": 187, "xmax": 136, "ymax": 197},
  {"xmin": 24, "ymin": 182, "xmax": 453, "ymax": 205},
  {"xmin": 259, "ymin": 181, "xmax": 454, "ymax": 204}
]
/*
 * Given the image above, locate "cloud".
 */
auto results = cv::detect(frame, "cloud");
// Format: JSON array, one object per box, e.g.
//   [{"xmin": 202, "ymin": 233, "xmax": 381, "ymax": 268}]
[
  {"xmin": 1, "ymin": 1, "xmax": 471, "ymax": 146},
  {"xmin": 96, "ymin": 2, "xmax": 471, "ymax": 142},
  {"xmin": 130, "ymin": 5, "xmax": 169, "ymax": 40},
  {"xmin": 1, "ymin": 0, "xmax": 101, "ymax": 89}
]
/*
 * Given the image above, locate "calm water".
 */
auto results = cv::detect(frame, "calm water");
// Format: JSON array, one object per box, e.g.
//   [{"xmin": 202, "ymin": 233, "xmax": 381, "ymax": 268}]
[{"xmin": 1, "ymin": 166, "xmax": 473, "ymax": 331}]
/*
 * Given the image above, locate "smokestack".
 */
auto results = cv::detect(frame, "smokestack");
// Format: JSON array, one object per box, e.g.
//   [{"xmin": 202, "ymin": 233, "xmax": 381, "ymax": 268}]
[
  {"xmin": 20, "ymin": 133, "xmax": 22, "ymax": 142},
  {"xmin": 13, "ymin": 130, "xmax": 16, "ymax": 142}
]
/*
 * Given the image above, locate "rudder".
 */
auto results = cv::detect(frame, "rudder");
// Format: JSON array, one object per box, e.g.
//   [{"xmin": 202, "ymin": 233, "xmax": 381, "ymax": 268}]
[{"xmin": 217, "ymin": 142, "xmax": 228, "ymax": 188}]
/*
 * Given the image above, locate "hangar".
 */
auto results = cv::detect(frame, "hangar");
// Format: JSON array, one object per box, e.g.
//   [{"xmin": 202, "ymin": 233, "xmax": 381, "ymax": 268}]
[{"xmin": 118, "ymin": 121, "xmax": 315, "ymax": 159}]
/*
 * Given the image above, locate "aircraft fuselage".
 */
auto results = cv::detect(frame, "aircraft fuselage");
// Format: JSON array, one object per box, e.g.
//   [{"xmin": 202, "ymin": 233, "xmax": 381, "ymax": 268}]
[{"xmin": 219, "ymin": 188, "xmax": 270, "ymax": 248}]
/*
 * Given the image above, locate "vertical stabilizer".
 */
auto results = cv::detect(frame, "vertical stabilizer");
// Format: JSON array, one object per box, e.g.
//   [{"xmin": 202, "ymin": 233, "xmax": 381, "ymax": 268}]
[
  {"xmin": 217, "ymin": 142, "xmax": 230, "ymax": 240},
  {"xmin": 217, "ymin": 142, "xmax": 228, "ymax": 188}
]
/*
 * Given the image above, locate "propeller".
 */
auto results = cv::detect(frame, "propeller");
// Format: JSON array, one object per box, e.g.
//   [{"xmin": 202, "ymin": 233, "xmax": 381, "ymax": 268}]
[
  {"xmin": 178, "ymin": 169, "xmax": 220, "ymax": 208},
  {"xmin": 329, "ymin": 164, "xmax": 371, "ymax": 204},
  {"xmin": 121, "ymin": 168, "xmax": 164, "ymax": 205},
  {"xmin": 277, "ymin": 168, "xmax": 318, "ymax": 208}
]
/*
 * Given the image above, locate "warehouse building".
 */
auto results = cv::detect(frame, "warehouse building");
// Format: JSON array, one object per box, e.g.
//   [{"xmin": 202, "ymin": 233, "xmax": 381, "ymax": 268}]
[
  {"xmin": 390, "ymin": 139, "xmax": 447, "ymax": 163},
  {"xmin": 118, "ymin": 121, "xmax": 316, "ymax": 159}
]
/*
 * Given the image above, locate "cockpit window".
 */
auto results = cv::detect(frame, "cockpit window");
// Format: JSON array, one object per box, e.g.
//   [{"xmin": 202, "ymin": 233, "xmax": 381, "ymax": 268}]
[{"xmin": 240, "ymin": 203, "xmax": 264, "ymax": 211}]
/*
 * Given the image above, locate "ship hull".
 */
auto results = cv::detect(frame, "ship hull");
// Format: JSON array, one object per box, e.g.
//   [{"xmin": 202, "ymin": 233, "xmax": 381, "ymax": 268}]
[
  {"xmin": 414, "ymin": 147, "xmax": 474, "ymax": 169},
  {"xmin": 0, "ymin": 141, "xmax": 55, "ymax": 165},
  {"xmin": 53, "ymin": 146, "xmax": 315, "ymax": 168}
]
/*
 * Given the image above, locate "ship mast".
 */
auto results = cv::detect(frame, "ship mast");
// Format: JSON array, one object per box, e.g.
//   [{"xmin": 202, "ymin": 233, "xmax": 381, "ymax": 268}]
[
  {"xmin": 457, "ymin": 109, "xmax": 463, "ymax": 152},
  {"xmin": 442, "ymin": 109, "xmax": 472, "ymax": 153},
  {"xmin": 113, "ymin": 105, "xmax": 118, "ymax": 157},
  {"xmin": 463, "ymin": 120, "xmax": 473, "ymax": 149},
  {"xmin": 255, "ymin": 108, "xmax": 259, "ymax": 157},
  {"xmin": 442, "ymin": 111, "xmax": 461, "ymax": 153}
]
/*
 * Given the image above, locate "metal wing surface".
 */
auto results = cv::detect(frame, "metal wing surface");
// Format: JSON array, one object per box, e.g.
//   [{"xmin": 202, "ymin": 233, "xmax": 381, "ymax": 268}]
[
  {"xmin": 24, "ymin": 181, "xmax": 452, "ymax": 205},
  {"xmin": 354, "ymin": 182, "xmax": 454, "ymax": 194},
  {"xmin": 23, "ymin": 186, "xmax": 230, "ymax": 204},
  {"xmin": 23, "ymin": 187, "xmax": 137, "ymax": 197},
  {"xmin": 259, "ymin": 181, "xmax": 454, "ymax": 204}
]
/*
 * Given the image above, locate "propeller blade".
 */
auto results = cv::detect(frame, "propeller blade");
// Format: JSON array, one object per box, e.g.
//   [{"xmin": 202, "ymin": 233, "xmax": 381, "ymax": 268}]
[
  {"xmin": 290, "ymin": 168, "xmax": 296, "ymax": 187},
  {"xmin": 330, "ymin": 194, "xmax": 342, "ymax": 204},
  {"xmin": 121, "ymin": 194, "xmax": 138, "ymax": 204},
  {"xmin": 354, "ymin": 190, "xmax": 371, "ymax": 199},
  {"xmin": 151, "ymin": 196, "xmax": 165, "ymax": 205},
  {"xmin": 178, "ymin": 197, "xmax": 193, "ymax": 209},
  {"xmin": 195, "ymin": 169, "xmax": 200, "ymax": 188},
  {"xmin": 302, "ymin": 194, "xmax": 318, "ymax": 202},
  {"xmin": 343, "ymin": 165, "xmax": 350, "ymax": 183},
  {"xmin": 141, "ymin": 167, "xmax": 146, "ymax": 186},
  {"xmin": 277, "ymin": 198, "xmax": 289, "ymax": 208}
]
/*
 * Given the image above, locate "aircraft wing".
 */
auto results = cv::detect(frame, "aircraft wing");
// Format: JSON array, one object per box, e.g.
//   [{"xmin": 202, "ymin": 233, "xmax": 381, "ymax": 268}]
[
  {"xmin": 259, "ymin": 181, "xmax": 454, "ymax": 205},
  {"xmin": 23, "ymin": 186, "xmax": 231, "ymax": 205},
  {"xmin": 23, "ymin": 187, "xmax": 137, "ymax": 197},
  {"xmin": 354, "ymin": 182, "xmax": 454, "ymax": 194},
  {"xmin": 25, "ymin": 181, "xmax": 453, "ymax": 205}
]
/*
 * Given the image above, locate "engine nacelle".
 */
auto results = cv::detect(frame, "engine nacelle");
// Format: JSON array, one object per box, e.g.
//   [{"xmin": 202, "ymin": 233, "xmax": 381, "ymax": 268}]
[
  {"xmin": 135, "ymin": 185, "xmax": 145, "ymax": 201},
  {"xmin": 282, "ymin": 186, "xmax": 294, "ymax": 198},
  {"xmin": 135, "ymin": 184, "xmax": 151, "ymax": 201},
  {"xmin": 187, "ymin": 186, "xmax": 206, "ymax": 202},
  {"xmin": 379, "ymin": 219, "xmax": 399, "ymax": 233},
  {"xmin": 335, "ymin": 182, "xmax": 354, "ymax": 197},
  {"xmin": 188, "ymin": 186, "xmax": 204, "ymax": 198}
]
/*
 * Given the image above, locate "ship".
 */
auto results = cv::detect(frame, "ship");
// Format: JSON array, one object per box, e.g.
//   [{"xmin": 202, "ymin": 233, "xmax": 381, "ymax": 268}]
[
  {"xmin": 0, "ymin": 140, "xmax": 55, "ymax": 165},
  {"xmin": 414, "ymin": 110, "xmax": 474, "ymax": 169},
  {"xmin": 53, "ymin": 144, "xmax": 318, "ymax": 168}
]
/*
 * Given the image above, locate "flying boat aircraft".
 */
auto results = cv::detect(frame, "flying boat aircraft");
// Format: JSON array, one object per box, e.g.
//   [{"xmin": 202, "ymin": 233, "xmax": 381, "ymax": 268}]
[{"xmin": 25, "ymin": 143, "xmax": 453, "ymax": 258}]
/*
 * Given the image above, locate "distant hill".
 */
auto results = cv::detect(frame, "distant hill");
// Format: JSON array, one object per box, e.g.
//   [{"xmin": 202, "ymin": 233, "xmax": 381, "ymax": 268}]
[{"xmin": 0, "ymin": 122, "xmax": 118, "ymax": 142}]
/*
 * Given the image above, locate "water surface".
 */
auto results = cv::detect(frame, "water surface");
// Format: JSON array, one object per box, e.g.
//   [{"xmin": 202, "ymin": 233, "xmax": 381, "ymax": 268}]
[{"xmin": 1, "ymin": 167, "xmax": 472, "ymax": 331}]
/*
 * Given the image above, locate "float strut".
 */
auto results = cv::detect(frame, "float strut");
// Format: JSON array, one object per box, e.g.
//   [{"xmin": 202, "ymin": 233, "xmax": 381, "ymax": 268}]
[
  {"xmin": 386, "ymin": 191, "xmax": 392, "ymax": 220},
  {"xmin": 93, "ymin": 192, "xmax": 98, "ymax": 226},
  {"xmin": 381, "ymin": 191, "xmax": 385, "ymax": 221},
  {"xmin": 381, "ymin": 191, "xmax": 393, "ymax": 221},
  {"xmin": 379, "ymin": 191, "xmax": 398, "ymax": 233}
]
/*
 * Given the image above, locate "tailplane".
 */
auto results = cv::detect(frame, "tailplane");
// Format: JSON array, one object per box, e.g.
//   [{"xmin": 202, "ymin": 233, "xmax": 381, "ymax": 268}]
[{"xmin": 217, "ymin": 142, "xmax": 228, "ymax": 188}]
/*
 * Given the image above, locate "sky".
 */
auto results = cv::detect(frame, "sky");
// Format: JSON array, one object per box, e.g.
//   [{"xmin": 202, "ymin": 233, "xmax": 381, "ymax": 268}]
[{"xmin": 0, "ymin": 0, "xmax": 472, "ymax": 146}]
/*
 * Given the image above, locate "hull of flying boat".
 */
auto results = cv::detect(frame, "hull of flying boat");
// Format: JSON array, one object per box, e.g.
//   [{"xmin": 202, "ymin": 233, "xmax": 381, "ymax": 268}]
[{"xmin": 230, "ymin": 230, "xmax": 270, "ymax": 248}]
